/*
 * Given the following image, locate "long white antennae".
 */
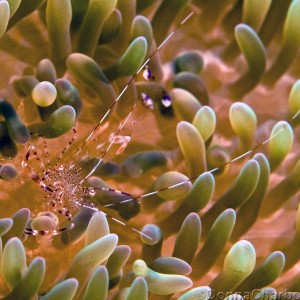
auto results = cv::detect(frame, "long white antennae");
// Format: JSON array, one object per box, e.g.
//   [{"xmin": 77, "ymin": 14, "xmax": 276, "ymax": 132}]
[
  {"xmin": 74, "ymin": 200, "xmax": 152, "ymax": 240},
  {"xmin": 100, "ymin": 117, "xmax": 298, "ymax": 207},
  {"xmin": 80, "ymin": 104, "xmax": 136, "ymax": 183},
  {"xmin": 70, "ymin": 11, "xmax": 195, "ymax": 165}
]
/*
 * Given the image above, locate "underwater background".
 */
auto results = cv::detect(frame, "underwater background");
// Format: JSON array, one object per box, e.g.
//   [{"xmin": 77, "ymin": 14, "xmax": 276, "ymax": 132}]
[{"xmin": 1, "ymin": 0, "xmax": 300, "ymax": 299}]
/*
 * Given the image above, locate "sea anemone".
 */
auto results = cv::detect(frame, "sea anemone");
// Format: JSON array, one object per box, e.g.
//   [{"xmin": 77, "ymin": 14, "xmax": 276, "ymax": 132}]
[{"xmin": 1, "ymin": 0, "xmax": 300, "ymax": 299}]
